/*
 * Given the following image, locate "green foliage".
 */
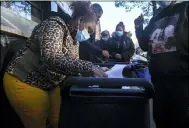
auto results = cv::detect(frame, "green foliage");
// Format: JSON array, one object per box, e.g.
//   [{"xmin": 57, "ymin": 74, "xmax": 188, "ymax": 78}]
[{"xmin": 115, "ymin": 1, "xmax": 157, "ymax": 25}]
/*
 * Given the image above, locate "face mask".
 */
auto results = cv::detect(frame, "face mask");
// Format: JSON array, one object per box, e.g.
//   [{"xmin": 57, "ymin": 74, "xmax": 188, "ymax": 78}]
[
  {"xmin": 76, "ymin": 29, "xmax": 90, "ymax": 42},
  {"xmin": 115, "ymin": 31, "xmax": 123, "ymax": 37},
  {"xmin": 101, "ymin": 37, "xmax": 109, "ymax": 41},
  {"xmin": 157, "ymin": 1, "xmax": 171, "ymax": 8}
]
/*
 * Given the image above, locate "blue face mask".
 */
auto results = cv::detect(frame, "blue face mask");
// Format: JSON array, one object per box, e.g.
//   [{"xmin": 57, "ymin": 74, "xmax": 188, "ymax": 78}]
[
  {"xmin": 76, "ymin": 29, "xmax": 90, "ymax": 42},
  {"xmin": 115, "ymin": 31, "xmax": 123, "ymax": 37},
  {"xmin": 157, "ymin": 1, "xmax": 170, "ymax": 8}
]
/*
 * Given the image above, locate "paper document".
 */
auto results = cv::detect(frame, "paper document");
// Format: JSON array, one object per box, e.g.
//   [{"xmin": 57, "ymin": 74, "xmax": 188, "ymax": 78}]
[{"xmin": 105, "ymin": 64, "xmax": 127, "ymax": 78}]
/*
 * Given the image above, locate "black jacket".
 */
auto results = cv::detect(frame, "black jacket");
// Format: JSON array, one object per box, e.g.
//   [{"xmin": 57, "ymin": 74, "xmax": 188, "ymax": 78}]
[
  {"xmin": 135, "ymin": 2, "xmax": 188, "ymax": 77},
  {"xmin": 108, "ymin": 33, "xmax": 135, "ymax": 61},
  {"xmin": 90, "ymin": 39, "xmax": 110, "ymax": 62},
  {"xmin": 79, "ymin": 40, "xmax": 102, "ymax": 61},
  {"xmin": 95, "ymin": 39, "xmax": 110, "ymax": 50}
]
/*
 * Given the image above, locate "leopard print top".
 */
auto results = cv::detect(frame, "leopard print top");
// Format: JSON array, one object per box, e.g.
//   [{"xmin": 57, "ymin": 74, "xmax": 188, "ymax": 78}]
[{"xmin": 6, "ymin": 16, "xmax": 93, "ymax": 90}]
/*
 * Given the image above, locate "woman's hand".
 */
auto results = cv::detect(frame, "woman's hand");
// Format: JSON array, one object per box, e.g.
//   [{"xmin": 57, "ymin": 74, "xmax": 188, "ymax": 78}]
[
  {"xmin": 93, "ymin": 68, "xmax": 108, "ymax": 77},
  {"xmin": 99, "ymin": 67, "xmax": 110, "ymax": 72},
  {"xmin": 79, "ymin": 67, "xmax": 109, "ymax": 77},
  {"xmin": 134, "ymin": 14, "xmax": 144, "ymax": 28}
]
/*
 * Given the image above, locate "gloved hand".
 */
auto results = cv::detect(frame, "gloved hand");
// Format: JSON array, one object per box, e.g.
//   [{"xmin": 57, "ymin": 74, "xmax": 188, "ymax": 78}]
[
  {"xmin": 134, "ymin": 14, "xmax": 144, "ymax": 28},
  {"xmin": 131, "ymin": 64, "xmax": 151, "ymax": 82}
]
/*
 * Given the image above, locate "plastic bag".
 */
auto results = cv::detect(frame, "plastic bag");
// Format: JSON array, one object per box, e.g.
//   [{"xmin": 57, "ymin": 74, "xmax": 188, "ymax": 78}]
[
  {"xmin": 134, "ymin": 67, "xmax": 151, "ymax": 82},
  {"xmin": 131, "ymin": 54, "xmax": 147, "ymax": 62}
]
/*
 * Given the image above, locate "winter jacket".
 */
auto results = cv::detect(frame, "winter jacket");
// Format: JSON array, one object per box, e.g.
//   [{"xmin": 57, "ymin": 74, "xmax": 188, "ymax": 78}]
[
  {"xmin": 108, "ymin": 32, "xmax": 135, "ymax": 61},
  {"xmin": 91, "ymin": 39, "xmax": 110, "ymax": 62}
]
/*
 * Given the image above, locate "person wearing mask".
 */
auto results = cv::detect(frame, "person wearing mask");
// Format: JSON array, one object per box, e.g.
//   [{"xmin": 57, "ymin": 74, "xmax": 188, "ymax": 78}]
[
  {"xmin": 112, "ymin": 22, "xmax": 130, "ymax": 37},
  {"xmin": 90, "ymin": 3, "xmax": 103, "ymax": 42},
  {"xmin": 96, "ymin": 30, "xmax": 110, "ymax": 50},
  {"xmin": 79, "ymin": 35, "xmax": 109, "ymax": 61},
  {"xmin": 2, "ymin": 2, "xmax": 108, "ymax": 128},
  {"xmin": 109, "ymin": 22, "xmax": 135, "ymax": 62},
  {"xmin": 79, "ymin": 3, "xmax": 109, "ymax": 61},
  {"xmin": 134, "ymin": 1, "xmax": 188, "ymax": 128},
  {"xmin": 92, "ymin": 30, "xmax": 111, "ymax": 62}
]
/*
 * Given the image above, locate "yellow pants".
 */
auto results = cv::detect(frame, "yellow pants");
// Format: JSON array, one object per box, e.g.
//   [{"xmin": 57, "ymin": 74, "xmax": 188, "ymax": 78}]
[{"xmin": 3, "ymin": 72, "xmax": 61, "ymax": 128}]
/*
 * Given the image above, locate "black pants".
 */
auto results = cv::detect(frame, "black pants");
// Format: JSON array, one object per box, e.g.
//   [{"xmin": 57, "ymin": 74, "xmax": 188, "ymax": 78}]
[{"xmin": 152, "ymin": 76, "xmax": 188, "ymax": 128}]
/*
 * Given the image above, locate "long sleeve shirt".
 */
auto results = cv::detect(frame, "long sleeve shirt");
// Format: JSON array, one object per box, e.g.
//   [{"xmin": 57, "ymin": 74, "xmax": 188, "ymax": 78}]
[{"xmin": 6, "ymin": 16, "xmax": 93, "ymax": 90}]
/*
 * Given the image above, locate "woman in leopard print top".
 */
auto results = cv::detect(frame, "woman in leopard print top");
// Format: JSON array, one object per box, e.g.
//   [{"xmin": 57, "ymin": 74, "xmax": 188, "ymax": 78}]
[{"xmin": 3, "ymin": 2, "xmax": 107, "ymax": 128}]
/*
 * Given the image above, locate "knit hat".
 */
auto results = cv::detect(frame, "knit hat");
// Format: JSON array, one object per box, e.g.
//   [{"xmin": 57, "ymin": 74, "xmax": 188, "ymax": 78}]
[{"xmin": 116, "ymin": 22, "xmax": 125, "ymax": 31}]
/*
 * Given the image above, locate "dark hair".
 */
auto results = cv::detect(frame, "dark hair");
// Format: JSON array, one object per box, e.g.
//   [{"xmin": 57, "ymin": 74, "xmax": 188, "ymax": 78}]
[
  {"xmin": 70, "ymin": 1, "xmax": 97, "ymax": 23},
  {"xmin": 101, "ymin": 30, "xmax": 110, "ymax": 37},
  {"xmin": 91, "ymin": 3, "xmax": 103, "ymax": 14},
  {"xmin": 116, "ymin": 22, "xmax": 125, "ymax": 31}
]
